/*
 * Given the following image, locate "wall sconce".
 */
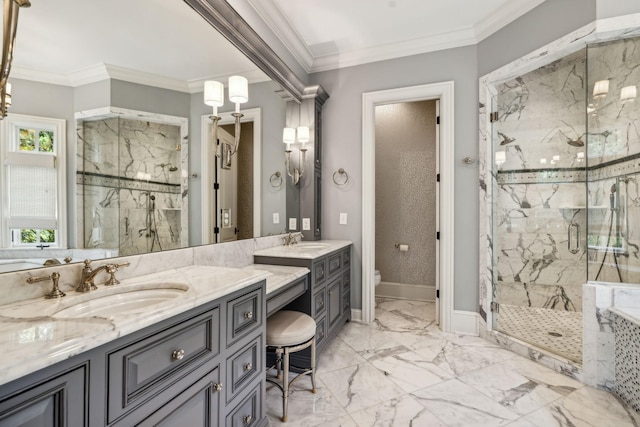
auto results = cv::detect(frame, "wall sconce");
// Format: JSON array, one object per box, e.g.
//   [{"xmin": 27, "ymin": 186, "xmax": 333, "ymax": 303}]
[
  {"xmin": 283, "ymin": 125, "xmax": 310, "ymax": 185},
  {"xmin": 621, "ymin": 85, "xmax": 637, "ymax": 104},
  {"xmin": 593, "ymin": 80, "xmax": 610, "ymax": 99},
  {"xmin": 0, "ymin": 0, "xmax": 31, "ymax": 118},
  {"xmin": 204, "ymin": 76, "xmax": 249, "ymax": 164}
]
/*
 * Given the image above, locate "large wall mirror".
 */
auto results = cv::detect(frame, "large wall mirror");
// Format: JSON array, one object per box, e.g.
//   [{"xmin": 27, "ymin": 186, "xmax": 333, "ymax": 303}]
[{"xmin": 0, "ymin": 0, "xmax": 301, "ymax": 273}]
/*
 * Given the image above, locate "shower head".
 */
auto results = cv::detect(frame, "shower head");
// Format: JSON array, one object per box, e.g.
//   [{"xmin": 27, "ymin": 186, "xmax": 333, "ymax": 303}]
[
  {"xmin": 169, "ymin": 166, "xmax": 178, "ymax": 172},
  {"xmin": 567, "ymin": 138, "xmax": 584, "ymax": 147}
]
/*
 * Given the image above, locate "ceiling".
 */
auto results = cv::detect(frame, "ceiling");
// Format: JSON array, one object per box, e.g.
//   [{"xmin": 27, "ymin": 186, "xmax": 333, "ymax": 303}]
[
  {"xmin": 247, "ymin": 0, "xmax": 547, "ymax": 72},
  {"xmin": 9, "ymin": 0, "xmax": 546, "ymax": 91},
  {"xmin": 10, "ymin": 0, "xmax": 268, "ymax": 92}
]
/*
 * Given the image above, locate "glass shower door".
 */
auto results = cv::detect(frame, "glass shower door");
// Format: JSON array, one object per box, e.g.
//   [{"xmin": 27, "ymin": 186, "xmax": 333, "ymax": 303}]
[{"xmin": 491, "ymin": 50, "xmax": 587, "ymax": 363}]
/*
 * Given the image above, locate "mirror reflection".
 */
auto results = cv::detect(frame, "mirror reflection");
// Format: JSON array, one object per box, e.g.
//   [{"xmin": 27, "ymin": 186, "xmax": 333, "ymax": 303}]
[{"xmin": 0, "ymin": 0, "xmax": 291, "ymax": 273}]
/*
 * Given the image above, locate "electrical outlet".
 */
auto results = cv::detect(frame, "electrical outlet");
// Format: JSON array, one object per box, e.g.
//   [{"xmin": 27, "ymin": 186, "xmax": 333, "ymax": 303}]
[
  {"xmin": 339, "ymin": 213, "xmax": 348, "ymax": 225},
  {"xmin": 302, "ymin": 218, "xmax": 311, "ymax": 230},
  {"xmin": 273, "ymin": 212, "xmax": 280, "ymax": 224},
  {"xmin": 289, "ymin": 218, "xmax": 297, "ymax": 230}
]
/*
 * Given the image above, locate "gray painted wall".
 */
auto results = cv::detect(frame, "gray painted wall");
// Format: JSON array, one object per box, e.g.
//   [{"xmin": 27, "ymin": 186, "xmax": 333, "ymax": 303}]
[
  {"xmin": 597, "ymin": 0, "xmax": 640, "ymax": 19},
  {"xmin": 311, "ymin": 45, "xmax": 479, "ymax": 311},
  {"xmin": 309, "ymin": 0, "xmax": 628, "ymax": 312},
  {"xmin": 477, "ymin": 0, "xmax": 597, "ymax": 77}
]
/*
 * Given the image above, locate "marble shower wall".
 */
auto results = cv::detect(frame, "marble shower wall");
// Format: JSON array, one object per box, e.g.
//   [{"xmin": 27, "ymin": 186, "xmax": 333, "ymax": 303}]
[
  {"xmin": 493, "ymin": 51, "xmax": 587, "ymax": 312},
  {"xmin": 76, "ymin": 109, "xmax": 188, "ymax": 256},
  {"xmin": 586, "ymin": 37, "xmax": 640, "ymax": 285}
]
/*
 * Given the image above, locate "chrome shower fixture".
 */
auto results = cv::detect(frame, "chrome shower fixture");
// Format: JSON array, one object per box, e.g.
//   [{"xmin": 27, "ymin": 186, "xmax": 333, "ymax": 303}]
[{"xmin": 158, "ymin": 163, "xmax": 178, "ymax": 172}]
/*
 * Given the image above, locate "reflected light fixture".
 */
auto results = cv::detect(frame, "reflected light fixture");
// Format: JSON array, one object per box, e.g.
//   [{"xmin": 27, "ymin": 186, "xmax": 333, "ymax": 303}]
[
  {"xmin": 203, "ymin": 76, "xmax": 249, "ymax": 163},
  {"xmin": 593, "ymin": 79, "xmax": 610, "ymax": 99},
  {"xmin": 283, "ymin": 125, "xmax": 310, "ymax": 185},
  {"xmin": 0, "ymin": 0, "xmax": 31, "ymax": 118},
  {"xmin": 495, "ymin": 150, "xmax": 506, "ymax": 166},
  {"xmin": 621, "ymin": 85, "xmax": 637, "ymax": 104}
]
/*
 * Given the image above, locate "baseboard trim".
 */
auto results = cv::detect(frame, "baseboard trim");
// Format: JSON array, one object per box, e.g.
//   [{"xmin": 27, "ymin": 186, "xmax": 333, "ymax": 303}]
[
  {"xmin": 375, "ymin": 282, "xmax": 435, "ymax": 301},
  {"xmin": 452, "ymin": 310, "xmax": 479, "ymax": 335},
  {"xmin": 351, "ymin": 308, "xmax": 363, "ymax": 322}
]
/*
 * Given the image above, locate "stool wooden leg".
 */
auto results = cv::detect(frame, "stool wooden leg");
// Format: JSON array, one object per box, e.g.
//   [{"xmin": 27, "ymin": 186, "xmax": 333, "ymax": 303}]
[
  {"xmin": 311, "ymin": 336, "xmax": 317, "ymax": 393},
  {"xmin": 282, "ymin": 347, "xmax": 290, "ymax": 422}
]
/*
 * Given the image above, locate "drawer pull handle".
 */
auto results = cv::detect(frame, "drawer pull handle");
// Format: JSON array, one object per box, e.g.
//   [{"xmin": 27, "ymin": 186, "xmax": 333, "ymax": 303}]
[
  {"xmin": 243, "ymin": 415, "xmax": 253, "ymax": 425},
  {"xmin": 172, "ymin": 349, "xmax": 185, "ymax": 361},
  {"xmin": 213, "ymin": 383, "xmax": 223, "ymax": 392},
  {"xmin": 243, "ymin": 362, "xmax": 253, "ymax": 371},
  {"xmin": 244, "ymin": 311, "xmax": 253, "ymax": 319}
]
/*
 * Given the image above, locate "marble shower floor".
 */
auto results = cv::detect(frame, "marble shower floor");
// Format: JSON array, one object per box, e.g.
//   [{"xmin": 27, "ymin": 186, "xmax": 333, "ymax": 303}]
[
  {"xmin": 264, "ymin": 298, "xmax": 640, "ymax": 426},
  {"xmin": 495, "ymin": 304, "xmax": 583, "ymax": 364}
]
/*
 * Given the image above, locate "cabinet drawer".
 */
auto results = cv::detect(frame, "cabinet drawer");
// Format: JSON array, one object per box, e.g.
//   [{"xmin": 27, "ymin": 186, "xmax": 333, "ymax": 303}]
[
  {"xmin": 313, "ymin": 258, "xmax": 326, "ymax": 286},
  {"xmin": 315, "ymin": 316, "xmax": 327, "ymax": 346},
  {"xmin": 227, "ymin": 288, "xmax": 262, "ymax": 347},
  {"xmin": 107, "ymin": 307, "xmax": 220, "ymax": 422},
  {"xmin": 327, "ymin": 277, "xmax": 342, "ymax": 329},
  {"xmin": 266, "ymin": 277, "xmax": 307, "ymax": 317},
  {"xmin": 226, "ymin": 382, "xmax": 262, "ymax": 427},
  {"xmin": 327, "ymin": 252, "xmax": 342, "ymax": 277},
  {"xmin": 226, "ymin": 336, "xmax": 262, "ymax": 403},
  {"xmin": 313, "ymin": 287, "xmax": 326, "ymax": 317}
]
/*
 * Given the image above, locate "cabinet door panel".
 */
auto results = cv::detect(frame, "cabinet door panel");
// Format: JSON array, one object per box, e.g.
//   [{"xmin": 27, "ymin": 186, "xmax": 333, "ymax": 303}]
[
  {"xmin": 327, "ymin": 278, "xmax": 342, "ymax": 330},
  {"xmin": 0, "ymin": 365, "xmax": 86, "ymax": 427},
  {"xmin": 138, "ymin": 367, "xmax": 220, "ymax": 426}
]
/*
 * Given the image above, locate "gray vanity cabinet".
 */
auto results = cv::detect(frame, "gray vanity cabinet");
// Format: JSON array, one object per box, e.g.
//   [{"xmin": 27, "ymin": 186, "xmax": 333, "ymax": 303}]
[
  {"xmin": 0, "ymin": 364, "xmax": 87, "ymax": 427},
  {"xmin": 0, "ymin": 281, "xmax": 268, "ymax": 427},
  {"xmin": 255, "ymin": 245, "xmax": 351, "ymax": 366}
]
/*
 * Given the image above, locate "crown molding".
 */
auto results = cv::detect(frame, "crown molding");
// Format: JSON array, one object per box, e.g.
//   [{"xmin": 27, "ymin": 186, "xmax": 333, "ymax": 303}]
[
  {"xmin": 247, "ymin": 1, "xmax": 549, "ymax": 73},
  {"xmin": 247, "ymin": 0, "xmax": 313, "ymax": 72},
  {"xmin": 11, "ymin": 63, "xmax": 270, "ymax": 94},
  {"xmin": 310, "ymin": 26, "xmax": 477, "ymax": 73}
]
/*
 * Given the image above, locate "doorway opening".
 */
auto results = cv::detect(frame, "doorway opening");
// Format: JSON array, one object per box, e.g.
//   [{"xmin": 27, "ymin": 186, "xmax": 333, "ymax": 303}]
[
  {"xmin": 374, "ymin": 100, "xmax": 439, "ymax": 310},
  {"xmin": 362, "ymin": 82, "xmax": 454, "ymax": 333},
  {"xmin": 201, "ymin": 108, "xmax": 262, "ymax": 244}
]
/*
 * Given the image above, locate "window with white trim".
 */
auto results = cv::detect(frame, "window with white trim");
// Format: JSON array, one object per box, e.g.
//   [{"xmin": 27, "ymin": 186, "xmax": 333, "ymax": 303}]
[{"xmin": 1, "ymin": 114, "xmax": 66, "ymax": 248}]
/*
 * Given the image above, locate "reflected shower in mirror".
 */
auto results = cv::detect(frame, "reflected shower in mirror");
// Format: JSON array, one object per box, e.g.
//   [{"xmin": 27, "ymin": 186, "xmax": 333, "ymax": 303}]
[{"xmin": 0, "ymin": 0, "xmax": 293, "ymax": 273}]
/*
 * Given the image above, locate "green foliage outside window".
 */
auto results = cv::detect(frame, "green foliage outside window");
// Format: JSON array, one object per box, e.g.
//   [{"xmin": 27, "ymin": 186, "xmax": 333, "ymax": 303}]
[
  {"xmin": 18, "ymin": 129, "xmax": 54, "ymax": 152},
  {"xmin": 20, "ymin": 229, "xmax": 56, "ymax": 244}
]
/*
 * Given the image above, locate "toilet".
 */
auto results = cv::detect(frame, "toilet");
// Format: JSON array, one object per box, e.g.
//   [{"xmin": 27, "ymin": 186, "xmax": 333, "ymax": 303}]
[{"xmin": 374, "ymin": 270, "xmax": 381, "ymax": 287}]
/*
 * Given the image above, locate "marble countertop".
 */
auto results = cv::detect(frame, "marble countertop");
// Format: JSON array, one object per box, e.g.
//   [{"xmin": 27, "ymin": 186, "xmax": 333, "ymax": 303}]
[
  {"xmin": 0, "ymin": 263, "xmax": 307, "ymax": 387},
  {"xmin": 253, "ymin": 240, "xmax": 352, "ymax": 259},
  {"xmin": 609, "ymin": 306, "xmax": 640, "ymax": 326}
]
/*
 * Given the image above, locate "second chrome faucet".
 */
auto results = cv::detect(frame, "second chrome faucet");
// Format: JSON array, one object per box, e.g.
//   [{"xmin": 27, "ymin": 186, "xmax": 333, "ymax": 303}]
[{"xmin": 77, "ymin": 259, "xmax": 130, "ymax": 292}]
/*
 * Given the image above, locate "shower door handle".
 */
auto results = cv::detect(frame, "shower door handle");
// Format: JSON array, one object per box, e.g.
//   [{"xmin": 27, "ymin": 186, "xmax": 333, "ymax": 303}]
[{"xmin": 568, "ymin": 223, "xmax": 580, "ymax": 254}]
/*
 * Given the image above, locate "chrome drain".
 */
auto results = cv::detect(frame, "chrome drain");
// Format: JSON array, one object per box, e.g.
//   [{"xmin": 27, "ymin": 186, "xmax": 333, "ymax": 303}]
[{"xmin": 548, "ymin": 331, "xmax": 563, "ymax": 337}]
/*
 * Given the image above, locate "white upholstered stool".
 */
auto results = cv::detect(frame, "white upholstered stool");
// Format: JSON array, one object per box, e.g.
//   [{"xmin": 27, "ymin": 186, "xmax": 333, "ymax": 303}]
[{"xmin": 266, "ymin": 310, "xmax": 317, "ymax": 422}]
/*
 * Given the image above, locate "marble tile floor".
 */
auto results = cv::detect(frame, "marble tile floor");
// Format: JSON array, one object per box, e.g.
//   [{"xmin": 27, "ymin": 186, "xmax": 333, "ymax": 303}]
[
  {"xmin": 264, "ymin": 298, "xmax": 639, "ymax": 426},
  {"xmin": 496, "ymin": 304, "xmax": 583, "ymax": 364}
]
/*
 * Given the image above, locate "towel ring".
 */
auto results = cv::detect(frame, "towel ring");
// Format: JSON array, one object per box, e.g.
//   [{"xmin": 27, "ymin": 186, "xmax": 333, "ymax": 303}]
[
  {"xmin": 270, "ymin": 171, "xmax": 283, "ymax": 188},
  {"xmin": 332, "ymin": 168, "xmax": 349, "ymax": 186}
]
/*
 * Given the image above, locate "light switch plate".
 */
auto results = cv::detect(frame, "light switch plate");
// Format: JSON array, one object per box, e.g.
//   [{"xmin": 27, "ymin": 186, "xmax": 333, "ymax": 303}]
[
  {"xmin": 339, "ymin": 213, "xmax": 348, "ymax": 225},
  {"xmin": 289, "ymin": 218, "xmax": 297, "ymax": 230},
  {"xmin": 302, "ymin": 218, "xmax": 311, "ymax": 230},
  {"xmin": 273, "ymin": 212, "xmax": 280, "ymax": 224}
]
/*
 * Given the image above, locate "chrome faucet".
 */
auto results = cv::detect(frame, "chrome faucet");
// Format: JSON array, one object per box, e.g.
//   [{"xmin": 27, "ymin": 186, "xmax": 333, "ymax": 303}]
[
  {"xmin": 77, "ymin": 263, "xmax": 111, "ymax": 292},
  {"xmin": 77, "ymin": 259, "xmax": 130, "ymax": 292},
  {"xmin": 282, "ymin": 232, "xmax": 303, "ymax": 246}
]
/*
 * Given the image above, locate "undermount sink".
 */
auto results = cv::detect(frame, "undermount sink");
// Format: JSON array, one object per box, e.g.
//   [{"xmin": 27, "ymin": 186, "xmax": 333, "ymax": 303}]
[
  {"xmin": 54, "ymin": 286, "xmax": 188, "ymax": 319},
  {"xmin": 289, "ymin": 243, "xmax": 329, "ymax": 250},
  {"xmin": 0, "ymin": 283, "xmax": 189, "ymax": 319}
]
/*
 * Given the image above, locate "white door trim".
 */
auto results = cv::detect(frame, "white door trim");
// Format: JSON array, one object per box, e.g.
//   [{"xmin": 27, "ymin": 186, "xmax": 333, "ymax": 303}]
[
  {"xmin": 201, "ymin": 108, "xmax": 262, "ymax": 244},
  {"xmin": 362, "ymin": 81, "xmax": 455, "ymax": 333}
]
